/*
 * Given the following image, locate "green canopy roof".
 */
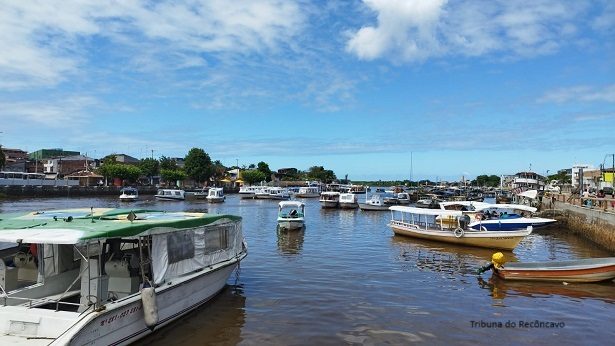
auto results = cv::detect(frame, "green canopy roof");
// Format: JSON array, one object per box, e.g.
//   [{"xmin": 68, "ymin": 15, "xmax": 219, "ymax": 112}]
[{"xmin": 0, "ymin": 208, "xmax": 241, "ymax": 244}]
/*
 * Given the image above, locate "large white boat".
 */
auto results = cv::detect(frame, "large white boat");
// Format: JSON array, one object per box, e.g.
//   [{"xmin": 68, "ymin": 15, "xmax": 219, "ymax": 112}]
[
  {"xmin": 319, "ymin": 191, "xmax": 340, "ymax": 208},
  {"xmin": 119, "ymin": 187, "xmax": 138, "ymax": 202},
  {"xmin": 238, "ymin": 186, "xmax": 259, "ymax": 199},
  {"xmin": 438, "ymin": 201, "xmax": 557, "ymax": 231},
  {"xmin": 0, "ymin": 208, "xmax": 247, "ymax": 345},
  {"xmin": 339, "ymin": 193, "xmax": 358, "ymax": 209},
  {"xmin": 295, "ymin": 186, "xmax": 320, "ymax": 198},
  {"xmin": 277, "ymin": 201, "xmax": 305, "ymax": 230},
  {"xmin": 206, "ymin": 187, "xmax": 225, "ymax": 203},
  {"xmin": 388, "ymin": 206, "xmax": 532, "ymax": 250},
  {"xmin": 155, "ymin": 189, "xmax": 185, "ymax": 201}
]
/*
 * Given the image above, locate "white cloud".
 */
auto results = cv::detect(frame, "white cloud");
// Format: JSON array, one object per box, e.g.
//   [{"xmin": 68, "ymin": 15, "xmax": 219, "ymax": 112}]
[
  {"xmin": 0, "ymin": 96, "xmax": 98, "ymax": 126},
  {"xmin": 539, "ymin": 84, "xmax": 615, "ymax": 103},
  {"xmin": 0, "ymin": 0, "xmax": 305, "ymax": 90},
  {"xmin": 346, "ymin": 0, "xmax": 596, "ymax": 62}
]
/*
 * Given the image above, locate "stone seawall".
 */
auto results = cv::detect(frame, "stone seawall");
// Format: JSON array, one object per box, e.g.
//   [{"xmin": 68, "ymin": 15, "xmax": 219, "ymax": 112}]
[
  {"xmin": 0, "ymin": 185, "xmax": 158, "ymax": 197},
  {"xmin": 545, "ymin": 198, "xmax": 615, "ymax": 252}
]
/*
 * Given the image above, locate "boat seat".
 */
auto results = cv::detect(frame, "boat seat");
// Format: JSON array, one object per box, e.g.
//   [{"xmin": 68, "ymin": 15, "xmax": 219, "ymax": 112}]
[
  {"xmin": 13, "ymin": 252, "xmax": 38, "ymax": 282},
  {"xmin": 105, "ymin": 258, "xmax": 140, "ymax": 300}
]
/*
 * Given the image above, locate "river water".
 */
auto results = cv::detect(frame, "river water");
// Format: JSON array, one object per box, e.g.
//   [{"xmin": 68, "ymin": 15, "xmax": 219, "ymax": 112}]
[{"xmin": 2, "ymin": 195, "xmax": 614, "ymax": 345}]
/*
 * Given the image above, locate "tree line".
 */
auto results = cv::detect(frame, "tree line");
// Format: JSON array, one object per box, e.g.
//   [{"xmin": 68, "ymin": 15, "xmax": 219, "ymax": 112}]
[{"xmin": 96, "ymin": 147, "xmax": 337, "ymax": 186}]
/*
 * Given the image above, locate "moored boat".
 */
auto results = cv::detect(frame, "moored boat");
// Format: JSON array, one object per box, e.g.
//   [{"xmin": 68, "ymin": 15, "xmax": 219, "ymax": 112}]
[
  {"xmin": 119, "ymin": 187, "xmax": 138, "ymax": 202},
  {"xmin": 155, "ymin": 189, "xmax": 185, "ymax": 201},
  {"xmin": 478, "ymin": 252, "xmax": 615, "ymax": 283},
  {"xmin": 277, "ymin": 201, "xmax": 305, "ymax": 230},
  {"xmin": 319, "ymin": 191, "xmax": 340, "ymax": 208},
  {"xmin": 206, "ymin": 187, "xmax": 225, "ymax": 203},
  {"xmin": 0, "ymin": 208, "xmax": 247, "ymax": 345},
  {"xmin": 339, "ymin": 193, "xmax": 358, "ymax": 209},
  {"xmin": 388, "ymin": 206, "xmax": 532, "ymax": 250},
  {"xmin": 295, "ymin": 186, "xmax": 320, "ymax": 198},
  {"xmin": 359, "ymin": 194, "xmax": 389, "ymax": 211},
  {"xmin": 238, "ymin": 185, "xmax": 259, "ymax": 199},
  {"xmin": 269, "ymin": 187, "xmax": 291, "ymax": 200}
]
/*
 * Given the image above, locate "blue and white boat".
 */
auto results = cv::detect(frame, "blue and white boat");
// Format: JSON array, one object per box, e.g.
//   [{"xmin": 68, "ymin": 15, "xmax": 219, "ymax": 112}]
[{"xmin": 439, "ymin": 201, "xmax": 556, "ymax": 231}]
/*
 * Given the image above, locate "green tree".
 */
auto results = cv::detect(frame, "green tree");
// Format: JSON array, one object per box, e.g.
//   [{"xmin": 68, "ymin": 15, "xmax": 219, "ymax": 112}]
[
  {"xmin": 101, "ymin": 154, "xmax": 118, "ymax": 165},
  {"xmin": 160, "ymin": 169, "xmax": 186, "ymax": 185},
  {"xmin": 0, "ymin": 146, "xmax": 5, "ymax": 169},
  {"xmin": 97, "ymin": 163, "xmax": 142, "ymax": 184},
  {"xmin": 159, "ymin": 156, "xmax": 177, "ymax": 170},
  {"xmin": 306, "ymin": 166, "xmax": 337, "ymax": 183},
  {"xmin": 210, "ymin": 160, "xmax": 227, "ymax": 183},
  {"xmin": 241, "ymin": 170, "xmax": 267, "ymax": 185},
  {"xmin": 139, "ymin": 158, "xmax": 159, "ymax": 184},
  {"xmin": 257, "ymin": 161, "xmax": 272, "ymax": 182},
  {"xmin": 184, "ymin": 148, "xmax": 213, "ymax": 184}
]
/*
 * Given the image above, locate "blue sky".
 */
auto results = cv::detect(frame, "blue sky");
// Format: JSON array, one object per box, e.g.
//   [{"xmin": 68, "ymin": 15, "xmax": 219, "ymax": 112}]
[{"xmin": 1, "ymin": 0, "xmax": 614, "ymax": 181}]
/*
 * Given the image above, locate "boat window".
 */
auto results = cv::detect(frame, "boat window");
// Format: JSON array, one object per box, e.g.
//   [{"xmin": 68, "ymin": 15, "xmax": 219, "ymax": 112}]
[
  {"xmin": 205, "ymin": 228, "xmax": 229, "ymax": 253},
  {"xmin": 167, "ymin": 231, "xmax": 195, "ymax": 264}
]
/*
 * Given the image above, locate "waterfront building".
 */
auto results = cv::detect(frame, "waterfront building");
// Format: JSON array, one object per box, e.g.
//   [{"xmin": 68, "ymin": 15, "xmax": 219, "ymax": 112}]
[
  {"xmin": 29, "ymin": 148, "xmax": 80, "ymax": 160},
  {"xmin": 44, "ymin": 155, "xmax": 94, "ymax": 178}
]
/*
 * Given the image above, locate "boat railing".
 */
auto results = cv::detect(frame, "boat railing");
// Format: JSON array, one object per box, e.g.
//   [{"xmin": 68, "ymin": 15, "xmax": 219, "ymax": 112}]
[{"xmin": 390, "ymin": 219, "xmax": 452, "ymax": 231}]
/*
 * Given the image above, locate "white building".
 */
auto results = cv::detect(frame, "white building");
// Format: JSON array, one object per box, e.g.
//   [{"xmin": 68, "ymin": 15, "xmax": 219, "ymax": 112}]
[{"xmin": 571, "ymin": 164, "xmax": 599, "ymax": 190}]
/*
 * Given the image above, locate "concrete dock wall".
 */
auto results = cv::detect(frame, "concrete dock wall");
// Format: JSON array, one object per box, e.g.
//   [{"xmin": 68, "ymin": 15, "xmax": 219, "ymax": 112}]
[{"xmin": 544, "ymin": 194, "xmax": 615, "ymax": 252}]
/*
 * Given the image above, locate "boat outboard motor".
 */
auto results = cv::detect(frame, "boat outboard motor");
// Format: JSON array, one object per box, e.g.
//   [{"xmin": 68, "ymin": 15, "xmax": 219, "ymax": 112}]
[{"xmin": 457, "ymin": 214, "xmax": 471, "ymax": 229}]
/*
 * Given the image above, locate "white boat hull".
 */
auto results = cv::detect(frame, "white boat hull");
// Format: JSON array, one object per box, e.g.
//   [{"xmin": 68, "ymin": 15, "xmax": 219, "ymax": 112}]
[
  {"xmin": 339, "ymin": 202, "xmax": 358, "ymax": 209},
  {"xmin": 207, "ymin": 197, "xmax": 225, "ymax": 203},
  {"xmin": 320, "ymin": 201, "xmax": 338, "ymax": 208},
  {"xmin": 155, "ymin": 196, "xmax": 184, "ymax": 201},
  {"xmin": 358, "ymin": 203, "xmax": 389, "ymax": 211},
  {"xmin": 55, "ymin": 256, "xmax": 244, "ymax": 345},
  {"xmin": 277, "ymin": 220, "xmax": 305, "ymax": 230},
  {"xmin": 295, "ymin": 193, "xmax": 320, "ymax": 198},
  {"xmin": 389, "ymin": 221, "xmax": 531, "ymax": 250}
]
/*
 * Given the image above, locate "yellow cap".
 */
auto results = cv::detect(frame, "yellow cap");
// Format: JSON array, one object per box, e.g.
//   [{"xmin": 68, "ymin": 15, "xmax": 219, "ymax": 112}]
[{"xmin": 491, "ymin": 252, "xmax": 506, "ymax": 268}]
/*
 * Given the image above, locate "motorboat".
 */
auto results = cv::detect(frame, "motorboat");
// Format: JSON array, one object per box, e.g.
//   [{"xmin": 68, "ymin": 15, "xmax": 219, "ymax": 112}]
[
  {"xmin": 388, "ymin": 206, "xmax": 532, "ymax": 250},
  {"xmin": 0, "ymin": 208, "xmax": 247, "ymax": 344},
  {"xmin": 295, "ymin": 186, "xmax": 320, "ymax": 198},
  {"xmin": 190, "ymin": 187, "xmax": 209, "ymax": 199},
  {"xmin": 396, "ymin": 192, "xmax": 410, "ymax": 205},
  {"xmin": 478, "ymin": 252, "xmax": 615, "ymax": 283},
  {"xmin": 319, "ymin": 191, "xmax": 340, "ymax": 208},
  {"xmin": 415, "ymin": 194, "xmax": 441, "ymax": 209},
  {"xmin": 349, "ymin": 185, "xmax": 367, "ymax": 194},
  {"xmin": 277, "ymin": 201, "xmax": 305, "ymax": 230},
  {"xmin": 438, "ymin": 201, "xmax": 556, "ymax": 231},
  {"xmin": 155, "ymin": 189, "xmax": 185, "ymax": 201},
  {"xmin": 254, "ymin": 187, "xmax": 272, "ymax": 199},
  {"xmin": 206, "ymin": 187, "xmax": 225, "ymax": 203},
  {"xmin": 339, "ymin": 193, "xmax": 358, "ymax": 209},
  {"xmin": 238, "ymin": 185, "xmax": 259, "ymax": 199},
  {"xmin": 119, "ymin": 187, "xmax": 138, "ymax": 202},
  {"xmin": 269, "ymin": 187, "xmax": 290, "ymax": 200},
  {"xmin": 358, "ymin": 194, "xmax": 389, "ymax": 211}
]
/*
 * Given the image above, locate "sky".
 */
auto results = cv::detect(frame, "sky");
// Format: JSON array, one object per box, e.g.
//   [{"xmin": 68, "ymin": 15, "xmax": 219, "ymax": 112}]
[{"xmin": 1, "ymin": 0, "xmax": 614, "ymax": 181}]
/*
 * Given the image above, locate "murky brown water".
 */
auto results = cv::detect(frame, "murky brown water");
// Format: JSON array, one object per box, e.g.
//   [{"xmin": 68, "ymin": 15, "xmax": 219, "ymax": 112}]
[{"xmin": 2, "ymin": 195, "xmax": 614, "ymax": 345}]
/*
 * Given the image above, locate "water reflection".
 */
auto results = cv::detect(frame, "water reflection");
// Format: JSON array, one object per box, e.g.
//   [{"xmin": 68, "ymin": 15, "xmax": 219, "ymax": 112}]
[
  {"xmin": 391, "ymin": 235, "xmax": 517, "ymax": 277},
  {"xmin": 477, "ymin": 276, "xmax": 615, "ymax": 304},
  {"xmin": 134, "ymin": 285, "xmax": 247, "ymax": 345},
  {"xmin": 276, "ymin": 227, "xmax": 305, "ymax": 256}
]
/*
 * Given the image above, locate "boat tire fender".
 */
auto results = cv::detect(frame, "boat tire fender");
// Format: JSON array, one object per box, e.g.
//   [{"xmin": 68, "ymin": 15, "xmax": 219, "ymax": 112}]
[{"xmin": 454, "ymin": 228, "xmax": 464, "ymax": 238}]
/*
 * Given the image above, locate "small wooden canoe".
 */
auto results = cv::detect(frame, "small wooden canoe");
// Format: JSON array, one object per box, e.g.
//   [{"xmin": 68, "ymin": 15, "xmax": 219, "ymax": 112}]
[{"xmin": 494, "ymin": 258, "xmax": 615, "ymax": 283}]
